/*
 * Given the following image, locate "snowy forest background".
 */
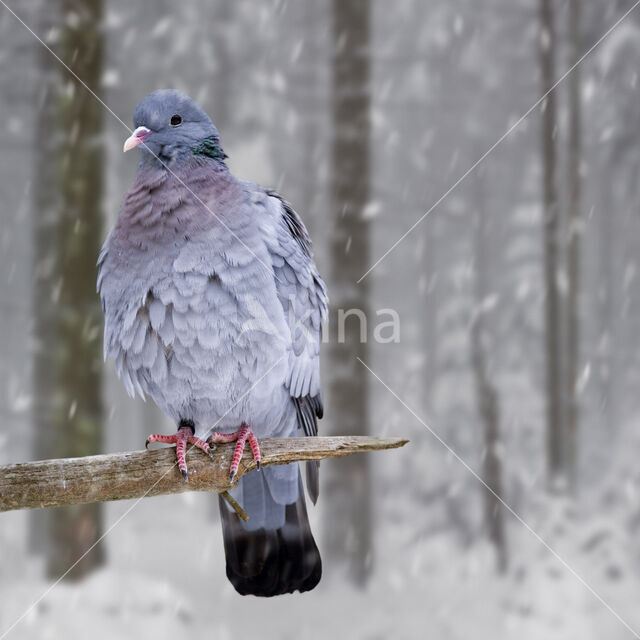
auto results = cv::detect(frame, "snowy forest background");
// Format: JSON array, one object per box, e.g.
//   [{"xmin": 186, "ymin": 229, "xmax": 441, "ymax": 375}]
[{"xmin": 1, "ymin": 0, "xmax": 640, "ymax": 638}]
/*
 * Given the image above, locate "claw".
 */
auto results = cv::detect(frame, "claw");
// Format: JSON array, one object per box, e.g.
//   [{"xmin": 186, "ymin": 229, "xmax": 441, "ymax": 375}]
[
  {"xmin": 145, "ymin": 425, "xmax": 212, "ymax": 481},
  {"xmin": 210, "ymin": 423, "xmax": 261, "ymax": 485},
  {"xmin": 145, "ymin": 438, "xmax": 150, "ymax": 449}
]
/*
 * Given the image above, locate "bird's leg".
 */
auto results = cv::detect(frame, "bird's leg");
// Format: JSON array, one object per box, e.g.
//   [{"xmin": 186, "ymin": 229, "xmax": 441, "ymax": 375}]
[
  {"xmin": 146, "ymin": 420, "xmax": 213, "ymax": 482},
  {"xmin": 209, "ymin": 422, "xmax": 261, "ymax": 483}
]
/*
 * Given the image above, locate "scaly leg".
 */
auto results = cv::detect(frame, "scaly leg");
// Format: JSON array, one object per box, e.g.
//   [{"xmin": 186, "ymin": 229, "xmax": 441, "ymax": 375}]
[
  {"xmin": 209, "ymin": 422, "xmax": 261, "ymax": 483},
  {"xmin": 146, "ymin": 422, "xmax": 213, "ymax": 482}
]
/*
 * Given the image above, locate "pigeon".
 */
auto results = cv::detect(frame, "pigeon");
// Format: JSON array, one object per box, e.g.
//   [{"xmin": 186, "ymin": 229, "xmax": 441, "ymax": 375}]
[{"xmin": 97, "ymin": 89, "xmax": 327, "ymax": 596}]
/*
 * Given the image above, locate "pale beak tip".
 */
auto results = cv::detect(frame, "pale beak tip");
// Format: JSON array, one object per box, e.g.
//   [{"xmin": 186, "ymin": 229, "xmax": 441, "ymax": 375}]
[
  {"xmin": 123, "ymin": 137, "xmax": 137, "ymax": 153},
  {"xmin": 123, "ymin": 126, "xmax": 151, "ymax": 153},
  {"xmin": 123, "ymin": 136, "xmax": 139, "ymax": 153}
]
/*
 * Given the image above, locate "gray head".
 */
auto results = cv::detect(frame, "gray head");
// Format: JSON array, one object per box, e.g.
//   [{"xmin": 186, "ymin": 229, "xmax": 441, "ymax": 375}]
[{"xmin": 123, "ymin": 89, "xmax": 226, "ymax": 167}]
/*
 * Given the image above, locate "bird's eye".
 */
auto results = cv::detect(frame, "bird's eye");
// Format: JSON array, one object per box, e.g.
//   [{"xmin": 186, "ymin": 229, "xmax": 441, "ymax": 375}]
[{"xmin": 170, "ymin": 114, "xmax": 182, "ymax": 126}]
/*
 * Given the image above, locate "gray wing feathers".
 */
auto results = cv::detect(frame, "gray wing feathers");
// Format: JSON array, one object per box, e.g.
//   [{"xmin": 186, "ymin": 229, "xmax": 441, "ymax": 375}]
[
  {"xmin": 264, "ymin": 191, "xmax": 326, "ymax": 504},
  {"xmin": 264, "ymin": 190, "xmax": 327, "ymax": 404}
]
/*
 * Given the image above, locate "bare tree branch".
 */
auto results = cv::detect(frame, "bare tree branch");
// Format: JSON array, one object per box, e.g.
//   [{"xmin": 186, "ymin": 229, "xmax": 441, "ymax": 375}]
[{"xmin": 0, "ymin": 436, "xmax": 408, "ymax": 512}]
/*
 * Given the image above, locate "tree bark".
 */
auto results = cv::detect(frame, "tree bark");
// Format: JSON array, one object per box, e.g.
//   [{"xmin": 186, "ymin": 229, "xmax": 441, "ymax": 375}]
[
  {"xmin": 44, "ymin": 0, "xmax": 106, "ymax": 580},
  {"xmin": 327, "ymin": 0, "xmax": 373, "ymax": 586},
  {"xmin": 539, "ymin": 0, "xmax": 564, "ymax": 489},
  {"xmin": 29, "ymin": 1, "xmax": 60, "ymax": 557},
  {"xmin": 0, "ymin": 437, "xmax": 408, "ymax": 512},
  {"xmin": 565, "ymin": 0, "xmax": 582, "ymax": 492}
]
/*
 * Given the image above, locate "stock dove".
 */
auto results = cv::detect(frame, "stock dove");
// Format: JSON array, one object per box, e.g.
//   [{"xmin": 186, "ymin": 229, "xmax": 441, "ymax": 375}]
[{"xmin": 98, "ymin": 90, "xmax": 327, "ymax": 596}]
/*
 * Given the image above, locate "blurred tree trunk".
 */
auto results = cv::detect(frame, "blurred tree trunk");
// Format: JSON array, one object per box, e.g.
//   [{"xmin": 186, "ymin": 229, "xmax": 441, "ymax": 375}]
[
  {"xmin": 564, "ymin": 0, "xmax": 582, "ymax": 492},
  {"xmin": 29, "ymin": 5, "xmax": 60, "ymax": 555},
  {"xmin": 44, "ymin": 0, "xmax": 106, "ymax": 579},
  {"xmin": 327, "ymin": 0, "xmax": 372, "ymax": 586},
  {"xmin": 538, "ymin": 0, "xmax": 564, "ymax": 489},
  {"xmin": 471, "ymin": 170, "xmax": 507, "ymax": 573}
]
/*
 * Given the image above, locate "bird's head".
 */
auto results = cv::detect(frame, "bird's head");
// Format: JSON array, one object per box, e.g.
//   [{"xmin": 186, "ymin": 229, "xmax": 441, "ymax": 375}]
[{"xmin": 123, "ymin": 89, "xmax": 227, "ymax": 167}]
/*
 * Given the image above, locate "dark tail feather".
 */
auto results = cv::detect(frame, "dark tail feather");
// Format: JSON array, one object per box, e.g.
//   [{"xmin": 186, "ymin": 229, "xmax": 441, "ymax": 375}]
[
  {"xmin": 293, "ymin": 395, "xmax": 323, "ymax": 504},
  {"xmin": 306, "ymin": 460, "xmax": 320, "ymax": 505},
  {"xmin": 219, "ymin": 480, "xmax": 321, "ymax": 597}
]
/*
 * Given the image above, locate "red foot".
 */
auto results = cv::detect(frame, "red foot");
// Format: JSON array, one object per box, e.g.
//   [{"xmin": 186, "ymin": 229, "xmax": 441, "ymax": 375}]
[
  {"xmin": 146, "ymin": 426, "xmax": 213, "ymax": 482},
  {"xmin": 209, "ymin": 422, "xmax": 261, "ymax": 483}
]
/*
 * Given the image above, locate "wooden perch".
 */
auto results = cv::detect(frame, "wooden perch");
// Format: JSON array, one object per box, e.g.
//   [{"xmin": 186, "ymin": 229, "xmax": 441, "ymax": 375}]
[{"xmin": 0, "ymin": 436, "xmax": 408, "ymax": 513}]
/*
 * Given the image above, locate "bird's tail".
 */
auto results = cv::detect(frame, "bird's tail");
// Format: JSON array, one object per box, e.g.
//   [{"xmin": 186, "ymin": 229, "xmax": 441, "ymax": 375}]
[{"xmin": 219, "ymin": 470, "xmax": 321, "ymax": 596}]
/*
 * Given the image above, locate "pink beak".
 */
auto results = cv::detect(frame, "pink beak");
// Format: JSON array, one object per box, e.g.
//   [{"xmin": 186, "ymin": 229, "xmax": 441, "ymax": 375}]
[{"xmin": 123, "ymin": 126, "xmax": 151, "ymax": 152}]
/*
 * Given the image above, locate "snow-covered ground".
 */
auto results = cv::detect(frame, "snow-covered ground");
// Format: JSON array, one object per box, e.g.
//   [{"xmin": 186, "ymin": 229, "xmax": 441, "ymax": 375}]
[{"xmin": 2, "ymin": 479, "xmax": 640, "ymax": 640}]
